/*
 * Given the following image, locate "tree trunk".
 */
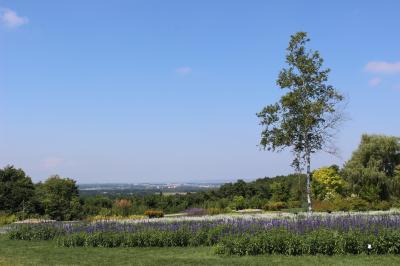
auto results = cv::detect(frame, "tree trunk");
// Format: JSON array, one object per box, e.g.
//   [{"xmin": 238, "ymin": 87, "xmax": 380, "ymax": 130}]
[{"xmin": 306, "ymin": 152, "xmax": 312, "ymax": 213}]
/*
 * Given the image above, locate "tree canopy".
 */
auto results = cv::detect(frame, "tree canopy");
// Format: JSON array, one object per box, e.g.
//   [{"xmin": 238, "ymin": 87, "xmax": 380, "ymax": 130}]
[
  {"xmin": 257, "ymin": 32, "xmax": 344, "ymax": 211},
  {"xmin": 312, "ymin": 166, "xmax": 346, "ymax": 201},
  {"xmin": 0, "ymin": 165, "xmax": 35, "ymax": 213},
  {"xmin": 343, "ymin": 134, "xmax": 400, "ymax": 201},
  {"xmin": 36, "ymin": 175, "xmax": 82, "ymax": 220}
]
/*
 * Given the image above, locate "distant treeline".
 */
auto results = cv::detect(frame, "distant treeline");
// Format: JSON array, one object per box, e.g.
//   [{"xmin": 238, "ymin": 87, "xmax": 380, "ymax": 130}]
[
  {"xmin": 1, "ymin": 134, "xmax": 399, "ymax": 220},
  {"xmin": 79, "ymin": 185, "xmax": 214, "ymax": 197},
  {"xmin": 80, "ymin": 173, "xmax": 308, "ymax": 216}
]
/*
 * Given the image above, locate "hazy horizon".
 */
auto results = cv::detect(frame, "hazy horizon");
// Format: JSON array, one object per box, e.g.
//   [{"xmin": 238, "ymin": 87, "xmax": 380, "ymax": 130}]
[{"xmin": 1, "ymin": 1, "xmax": 399, "ymax": 183}]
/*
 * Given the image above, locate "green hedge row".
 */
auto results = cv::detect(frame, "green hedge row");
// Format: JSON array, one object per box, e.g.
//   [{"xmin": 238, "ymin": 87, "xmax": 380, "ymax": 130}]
[
  {"xmin": 8, "ymin": 225, "xmax": 231, "ymax": 247},
  {"xmin": 56, "ymin": 227, "xmax": 234, "ymax": 248},
  {"xmin": 8, "ymin": 224, "xmax": 65, "ymax": 241},
  {"xmin": 215, "ymin": 229, "xmax": 400, "ymax": 256},
  {"xmin": 56, "ymin": 229, "xmax": 400, "ymax": 256}
]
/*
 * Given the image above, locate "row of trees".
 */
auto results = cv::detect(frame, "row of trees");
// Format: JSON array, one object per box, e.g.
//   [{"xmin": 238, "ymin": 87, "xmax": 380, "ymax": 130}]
[
  {"xmin": 0, "ymin": 167, "xmax": 81, "ymax": 220},
  {"xmin": 1, "ymin": 134, "xmax": 399, "ymax": 220},
  {"xmin": 77, "ymin": 133, "xmax": 400, "ymax": 215}
]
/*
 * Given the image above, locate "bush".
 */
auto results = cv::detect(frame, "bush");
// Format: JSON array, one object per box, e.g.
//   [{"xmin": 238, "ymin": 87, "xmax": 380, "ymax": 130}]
[
  {"xmin": 215, "ymin": 229, "xmax": 400, "ymax": 256},
  {"xmin": 371, "ymin": 201, "xmax": 391, "ymax": 211},
  {"xmin": 57, "ymin": 229, "xmax": 193, "ymax": 248},
  {"xmin": 113, "ymin": 199, "xmax": 132, "ymax": 216},
  {"xmin": 207, "ymin": 208, "xmax": 229, "ymax": 215},
  {"xmin": 0, "ymin": 213, "xmax": 17, "ymax": 226},
  {"xmin": 287, "ymin": 201, "xmax": 301, "ymax": 208},
  {"xmin": 312, "ymin": 200, "xmax": 336, "ymax": 212},
  {"xmin": 8, "ymin": 224, "xmax": 65, "ymax": 240},
  {"xmin": 144, "ymin": 210, "xmax": 164, "ymax": 218},
  {"xmin": 312, "ymin": 197, "xmax": 373, "ymax": 212},
  {"xmin": 185, "ymin": 208, "xmax": 207, "ymax": 216},
  {"xmin": 231, "ymin": 196, "xmax": 246, "ymax": 210},
  {"xmin": 263, "ymin": 201, "xmax": 286, "ymax": 211},
  {"xmin": 346, "ymin": 197, "xmax": 370, "ymax": 211}
]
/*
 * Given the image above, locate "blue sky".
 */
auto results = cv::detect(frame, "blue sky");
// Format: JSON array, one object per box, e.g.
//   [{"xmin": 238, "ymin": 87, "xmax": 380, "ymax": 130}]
[{"xmin": 1, "ymin": 1, "xmax": 399, "ymax": 183}]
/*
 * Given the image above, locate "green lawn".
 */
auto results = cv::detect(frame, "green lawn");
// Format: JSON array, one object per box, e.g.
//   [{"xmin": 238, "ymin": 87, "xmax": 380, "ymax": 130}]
[{"xmin": 1, "ymin": 235, "xmax": 400, "ymax": 266}]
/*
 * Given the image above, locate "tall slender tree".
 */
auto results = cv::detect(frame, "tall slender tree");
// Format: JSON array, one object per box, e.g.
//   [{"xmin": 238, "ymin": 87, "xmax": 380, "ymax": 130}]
[{"xmin": 257, "ymin": 32, "xmax": 344, "ymax": 212}]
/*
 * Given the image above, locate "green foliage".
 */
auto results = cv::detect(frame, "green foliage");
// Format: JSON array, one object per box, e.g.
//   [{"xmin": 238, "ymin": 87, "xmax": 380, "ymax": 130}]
[
  {"xmin": 36, "ymin": 175, "xmax": 82, "ymax": 221},
  {"xmin": 370, "ymin": 201, "xmax": 391, "ymax": 211},
  {"xmin": 0, "ymin": 163, "xmax": 311, "ymax": 217},
  {"xmin": 215, "ymin": 229, "xmax": 400, "ymax": 256},
  {"xmin": 3, "ymin": 235, "xmax": 400, "ymax": 266},
  {"xmin": 8, "ymin": 223, "xmax": 255, "ymax": 248},
  {"xmin": 343, "ymin": 134, "xmax": 400, "ymax": 201},
  {"xmin": 0, "ymin": 213, "xmax": 17, "ymax": 225},
  {"xmin": 0, "ymin": 165, "xmax": 36, "ymax": 214},
  {"xmin": 263, "ymin": 201, "xmax": 287, "ymax": 211},
  {"xmin": 113, "ymin": 199, "xmax": 133, "ymax": 216},
  {"xmin": 312, "ymin": 197, "xmax": 372, "ymax": 212},
  {"xmin": 8, "ymin": 224, "xmax": 65, "ymax": 240},
  {"xmin": 57, "ymin": 230, "xmax": 194, "ymax": 248},
  {"xmin": 206, "ymin": 207, "xmax": 229, "ymax": 215},
  {"xmin": 312, "ymin": 166, "xmax": 347, "ymax": 200},
  {"xmin": 56, "ymin": 227, "xmax": 228, "ymax": 248},
  {"xmin": 270, "ymin": 182, "xmax": 290, "ymax": 202},
  {"xmin": 257, "ymin": 32, "xmax": 344, "ymax": 212},
  {"xmin": 257, "ymin": 32, "xmax": 344, "ymax": 160},
  {"xmin": 75, "ymin": 175, "xmax": 307, "ymax": 216},
  {"xmin": 81, "ymin": 196, "xmax": 113, "ymax": 216},
  {"xmin": 231, "ymin": 196, "xmax": 246, "ymax": 210},
  {"xmin": 9, "ymin": 222, "xmax": 400, "ymax": 257},
  {"xmin": 85, "ymin": 214, "xmax": 145, "ymax": 222}
]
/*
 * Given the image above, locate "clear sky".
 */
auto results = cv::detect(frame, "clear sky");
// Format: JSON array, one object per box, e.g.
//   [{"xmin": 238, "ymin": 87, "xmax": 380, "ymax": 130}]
[{"xmin": 1, "ymin": 1, "xmax": 399, "ymax": 183}]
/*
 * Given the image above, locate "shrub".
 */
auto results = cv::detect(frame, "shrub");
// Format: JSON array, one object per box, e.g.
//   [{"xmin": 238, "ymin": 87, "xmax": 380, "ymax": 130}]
[
  {"xmin": 231, "ymin": 196, "xmax": 246, "ymax": 210},
  {"xmin": 312, "ymin": 200, "xmax": 336, "ymax": 212},
  {"xmin": 263, "ymin": 201, "xmax": 286, "ymax": 211},
  {"xmin": 215, "ymin": 229, "xmax": 400, "ymax": 256},
  {"xmin": 206, "ymin": 207, "xmax": 231, "ymax": 215},
  {"xmin": 185, "ymin": 208, "xmax": 207, "ymax": 216},
  {"xmin": 57, "ymin": 229, "xmax": 193, "ymax": 248},
  {"xmin": 0, "ymin": 213, "xmax": 17, "ymax": 226},
  {"xmin": 346, "ymin": 197, "xmax": 370, "ymax": 211},
  {"xmin": 113, "ymin": 199, "xmax": 132, "ymax": 216},
  {"xmin": 8, "ymin": 224, "xmax": 65, "ymax": 240},
  {"xmin": 313, "ymin": 197, "xmax": 372, "ymax": 212},
  {"xmin": 144, "ymin": 210, "xmax": 164, "ymax": 218},
  {"xmin": 371, "ymin": 201, "xmax": 391, "ymax": 211},
  {"xmin": 287, "ymin": 201, "xmax": 301, "ymax": 208}
]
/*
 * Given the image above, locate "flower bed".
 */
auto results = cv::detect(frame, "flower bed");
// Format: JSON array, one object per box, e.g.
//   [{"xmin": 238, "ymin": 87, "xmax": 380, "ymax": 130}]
[{"xmin": 7, "ymin": 214, "xmax": 400, "ymax": 255}]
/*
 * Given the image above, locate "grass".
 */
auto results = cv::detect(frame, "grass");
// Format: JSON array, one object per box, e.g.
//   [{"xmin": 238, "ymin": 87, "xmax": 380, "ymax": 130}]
[{"xmin": 1, "ymin": 235, "xmax": 400, "ymax": 266}]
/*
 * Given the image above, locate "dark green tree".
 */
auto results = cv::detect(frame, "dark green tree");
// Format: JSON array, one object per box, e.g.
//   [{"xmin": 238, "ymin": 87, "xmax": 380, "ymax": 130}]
[
  {"xmin": 257, "ymin": 32, "xmax": 344, "ymax": 212},
  {"xmin": 36, "ymin": 175, "xmax": 82, "ymax": 220},
  {"xmin": 0, "ymin": 165, "xmax": 36, "ymax": 214},
  {"xmin": 270, "ymin": 181, "xmax": 290, "ymax": 202},
  {"xmin": 342, "ymin": 134, "xmax": 400, "ymax": 201}
]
